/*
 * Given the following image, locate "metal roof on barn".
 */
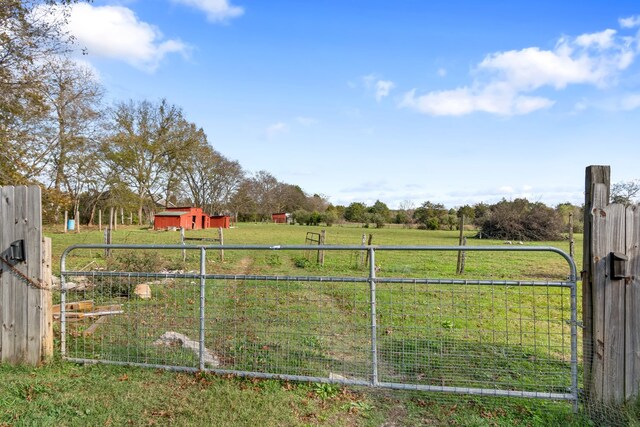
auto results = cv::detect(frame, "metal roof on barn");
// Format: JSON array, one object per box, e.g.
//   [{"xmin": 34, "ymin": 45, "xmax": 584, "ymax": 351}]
[{"xmin": 155, "ymin": 211, "xmax": 189, "ymax": 217}]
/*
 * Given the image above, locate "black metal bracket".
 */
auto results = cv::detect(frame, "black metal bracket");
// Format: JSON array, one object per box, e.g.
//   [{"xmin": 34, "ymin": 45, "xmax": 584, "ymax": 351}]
[
  {"xmin": 610, "ymin": 251, "xmax": 628, "ymax": 281},
  {"xmin": 10, "ymin": 239, "xmax": 26, "ymax": 263}
]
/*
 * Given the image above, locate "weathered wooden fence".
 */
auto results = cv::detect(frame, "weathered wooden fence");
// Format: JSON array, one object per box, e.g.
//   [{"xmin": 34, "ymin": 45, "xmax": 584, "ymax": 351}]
[
  {"xmin": 0, "ymin": 185, "xmax": 52, "ymax": 365},
  {"xmin": 583, "ymin": 165, "xmax": 640, "ymax": 405}
]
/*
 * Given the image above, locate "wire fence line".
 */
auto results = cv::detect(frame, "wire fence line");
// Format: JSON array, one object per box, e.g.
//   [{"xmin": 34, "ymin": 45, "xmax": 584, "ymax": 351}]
[{"xmin": 59, "ymin": 244, "xmax": 578, "ymax": 409}]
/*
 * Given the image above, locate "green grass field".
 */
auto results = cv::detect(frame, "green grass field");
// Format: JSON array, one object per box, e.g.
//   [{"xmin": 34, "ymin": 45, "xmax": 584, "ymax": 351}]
[{"xmin": 0, "ymin": 223, "xmax": 594, "ymax": 426}]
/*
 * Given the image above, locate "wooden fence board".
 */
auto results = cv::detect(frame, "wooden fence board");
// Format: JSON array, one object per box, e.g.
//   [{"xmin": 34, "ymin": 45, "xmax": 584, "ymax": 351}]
[
  {"xmin": 1, "ymin": 186, "xmax": 16, "ymax": 363},
  {"xmin": 26, "ymin": 186, "xmax": 43, "ymax": 365},
  {"xmin": 13, "ymin": 186, "xmax": 28, "ymax": 362},
  {"xmin": 626, "ymin": 205, "xmax": 640, "ymax": 400},
  {"xmin": 42, "ymin": 237, "xmax": 53, "ymax": 360},
  {"xmin": 602, "ymin": 203, "xmax": 626, "ymax": 404}
]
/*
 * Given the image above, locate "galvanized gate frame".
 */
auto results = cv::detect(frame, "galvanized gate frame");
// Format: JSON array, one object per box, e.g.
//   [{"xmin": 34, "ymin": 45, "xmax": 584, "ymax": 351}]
[{"xmin": 60, "ymin": 244, "xmax": 578, "ymax": 410}]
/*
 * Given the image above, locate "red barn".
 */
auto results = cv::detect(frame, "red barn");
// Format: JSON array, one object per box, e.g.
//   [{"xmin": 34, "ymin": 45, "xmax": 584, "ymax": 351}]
[
  {"xmin": 210, "ymin": 215, "xmax": 231, "ymax": 229},
  {"xmin": 272, "ymin": 212, "xmax": 290, "ymax": 224},
  {"xmin": 154, "ymin": 207, "xmax": 210, "ymax": 230}
]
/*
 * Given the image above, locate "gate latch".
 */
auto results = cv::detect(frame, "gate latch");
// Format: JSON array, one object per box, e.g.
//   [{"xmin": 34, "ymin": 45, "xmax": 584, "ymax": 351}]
[
  {"xmin": 610, "ymin": 252, "xmax": 628, "ymax": 281},
  {"xmin": 10, "ymin": 239, "xmax": 26, "ymax": 263}
]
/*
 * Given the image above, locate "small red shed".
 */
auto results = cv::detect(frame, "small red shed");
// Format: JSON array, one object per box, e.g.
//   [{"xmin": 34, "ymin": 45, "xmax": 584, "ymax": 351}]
[
  {"xmin": 272, "ymin": 212, "xmax": 289, "ymax": 224},
  {"xmin": 210, "ymin": 215, "xmax": 231, "ymax": 229},
  {"xmin": 154, "ymin": 207, "xmax": 210, "ymax": 230}
]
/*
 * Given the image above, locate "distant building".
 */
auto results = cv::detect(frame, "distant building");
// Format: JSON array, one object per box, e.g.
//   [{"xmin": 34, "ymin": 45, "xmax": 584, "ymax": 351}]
[
  {"xmin": 210, "ymin": 215, "xmax": 231, "ymax": 229},
  {"xmin": 272, "ymin": 212, "xmax": 290, "ymax": 224},
  {"xmin": 154, "ymin": 207, "xmax": 210, "ymax": 230}
]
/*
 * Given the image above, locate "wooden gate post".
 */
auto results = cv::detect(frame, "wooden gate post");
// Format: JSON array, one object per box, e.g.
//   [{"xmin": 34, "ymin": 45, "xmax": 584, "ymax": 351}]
[
  {"xmin": 0, "ymin": 185, "xmax": 52, "ymax": 365},
  {"xmin": 584, "ymin": 165, "xmax": 640, "ymax": 405}
]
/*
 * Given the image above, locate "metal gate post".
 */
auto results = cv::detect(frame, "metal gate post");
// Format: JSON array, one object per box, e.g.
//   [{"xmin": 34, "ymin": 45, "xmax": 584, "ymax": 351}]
[
  {"xmin": 570, "ymin": 274, "xmax": 579, "ymax": 412},
  {"xmin": 369, "ymin": 247, "xmax": 378, "ymax": 386},
  {"xmin": 199, "ymin": 247, "xmax": 206, "ymax": 371}
]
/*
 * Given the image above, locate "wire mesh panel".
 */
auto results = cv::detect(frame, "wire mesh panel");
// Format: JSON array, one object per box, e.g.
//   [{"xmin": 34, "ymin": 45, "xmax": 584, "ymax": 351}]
[
  {"xmin": 203, "ymin": 276, "xmax": 372, "ymax": 381},
  {"xmin": 375, "ymin": 280, "xmax": 573, "ymax": 397},
  {"xmin": 61, "ymin": 272, "xmax": 203, "ymax": 369},
  {"xmin": 59, "ymin": 244, "xmax": 577, "ymax": 406}
]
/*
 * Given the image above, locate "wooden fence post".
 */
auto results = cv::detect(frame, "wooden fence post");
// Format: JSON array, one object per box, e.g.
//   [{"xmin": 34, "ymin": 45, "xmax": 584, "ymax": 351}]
[
  {"xmin": 181, "ymin": 227, "xmax": 186, "ymax": 262},
  {"xmin": 318, "ymin": 230, "xmax": 326, "ymax": 266},
  {"xmin": 569, "ymin": 213, "xmax": 575, "ymax": 260},
  {"xmin": 104, "ymin": 227, "xmax": 112, "ymax": 259},
  {"xmin": 456, "ymin": 215, "xmax": 465, "ymax": 274},
  {"xmin": 0, "ymin": 185, "xmax": 52, "ymax": 365},
  {"xmin": 364, "ymin": 234, "xmax": 373, "ymax": 268},
  {"xmin": 358, "ymin": 233, "xmax": 366, "ymax": 268},
  {"xmin": 218, "ymin": 227, "xmax": 224, "ymax": 262}
]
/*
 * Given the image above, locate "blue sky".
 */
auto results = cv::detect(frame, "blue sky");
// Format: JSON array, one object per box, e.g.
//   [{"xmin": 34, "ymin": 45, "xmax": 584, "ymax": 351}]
[{"xmin": 61, "ymin": 0, "xmax": 640, "ymax": 208}]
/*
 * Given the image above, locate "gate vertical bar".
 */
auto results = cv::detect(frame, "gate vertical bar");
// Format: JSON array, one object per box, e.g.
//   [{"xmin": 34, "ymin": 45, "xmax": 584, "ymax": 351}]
[
  {"xmin": 60, "ymin": 256, "xmax": 67, "ymax": 357},
  {"xmin": 369, "ymin": 247, "xmax": 378, "ymax": 386},
  {"xmin": 571, "ymin": 275, "xmax": 579, "ymax": 412},
  {"xmin": 199, "ymin": 247, "xmax": 206, "ymax": 370}
]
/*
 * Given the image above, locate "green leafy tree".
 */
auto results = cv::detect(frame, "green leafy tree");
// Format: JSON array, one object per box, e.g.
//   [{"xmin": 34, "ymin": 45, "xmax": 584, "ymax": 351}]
[
  {"xmin": 344, "ymin": 202, "xmax": 367, "ymax": 222},
  {"xmin": 556, "ymin": 202, "xmax": 583, "ymax": 233},
  {"xmin": 414, "ymin": 201, "xmax": 448, "ymax": 230},
  {"xmin": 369, "ymin": 200, "xmax": 391, "ymax": 224},
  {"xmin": 457, "ymin": 204, "xmax": 475, "ymax": 222}
]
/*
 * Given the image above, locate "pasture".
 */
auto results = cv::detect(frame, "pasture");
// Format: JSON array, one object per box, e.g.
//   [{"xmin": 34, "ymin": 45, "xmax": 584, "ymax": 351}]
[{"xmin": 1, "ymin": 223, "xmax": 593, "ymax": 426}]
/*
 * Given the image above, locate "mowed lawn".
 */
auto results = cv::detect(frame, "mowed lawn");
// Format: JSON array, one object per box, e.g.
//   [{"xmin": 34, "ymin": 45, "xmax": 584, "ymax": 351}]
[{"xmin": 0, "ymin": 223, "xmax": 590, "ymax": 426}]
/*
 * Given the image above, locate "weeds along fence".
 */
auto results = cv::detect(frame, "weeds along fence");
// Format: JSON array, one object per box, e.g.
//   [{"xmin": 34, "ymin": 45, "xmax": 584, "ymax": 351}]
[{"xmin": 59, "ymin": 244, "xmax": 578, "ymax": 408}]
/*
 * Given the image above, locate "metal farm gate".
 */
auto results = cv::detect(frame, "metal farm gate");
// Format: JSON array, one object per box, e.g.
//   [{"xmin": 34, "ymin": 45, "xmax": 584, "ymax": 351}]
[{"xmin": 59, "ymin": 244, "xmax": 578, "ymax": 408}]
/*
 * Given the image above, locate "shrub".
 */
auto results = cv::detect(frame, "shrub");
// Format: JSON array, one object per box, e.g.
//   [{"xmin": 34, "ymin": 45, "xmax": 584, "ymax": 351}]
[
  {"xmin": 371, "ymin": 213, "xmax": 386, "ymax": 228},
  {"xmin": 293, "ymin": 257, "xmax": 310, "ymax": 268},
  {"xmin": 100, "ymin": 250, "xmax": 168, "ymax": 296},
  {"xmin": 479, "ymin": 198, "xmax": 562, "ymax": 241},
  {"xmin": 323, "ymin": 210, "xmax": 338, "ymax": 226}
]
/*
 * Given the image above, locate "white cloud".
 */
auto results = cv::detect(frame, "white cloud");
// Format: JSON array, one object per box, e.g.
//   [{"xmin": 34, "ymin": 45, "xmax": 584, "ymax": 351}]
[
  {"xmin": 575, "ymin": 29, "xmax": 617, "ymax": 50},
  {"xmin": 362, "ymin": 74, "xmax": 395, "ymax": 102},
  {"xmin": 266, "ymin": 122, "xmax": 288, "ymax": 139},
  {"xmin": 620, "ymin": 16, "xmax": 640, "ymax": 29},
  {"xmin": 61, "ymin": 3, "xmax": 189, "ymax": 72},
  {"xmin": 374, "ymin": 80, "xmax": 395, "ymax": 102},
  {"xmin": 620, "ymin": 93, "xmax": 640, "ymax": 110},
  {"xmin": 437, "ymin": 68, "xmax": 447, "ymax": 77},
  {"xmin": 170, "ymin": 0, "xmax": 244, "ymax": 23},
  {"xmin": 400, "ymin": 23, "xmax": 640, "ymax": 116},
  {"xmin": 296, "ymin": 116, "xmax": 318, "ymax": 126},
  {"xmin": 400, "ymin": 86, "xmax": 554, "ymax": 116}
]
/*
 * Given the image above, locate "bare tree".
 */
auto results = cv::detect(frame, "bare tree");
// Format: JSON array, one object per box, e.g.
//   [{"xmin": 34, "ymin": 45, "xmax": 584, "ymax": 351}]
[
  {"xmin": 103, "ymin": 99, "xmax": 202, "ymax": 224},
  {"xmin": 37, "ymin": 57, "xmax": 104, "ymax": 223},
  {"xmin": 611, "ymin": 180, "xmax": 640, "ymax": 205}
]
